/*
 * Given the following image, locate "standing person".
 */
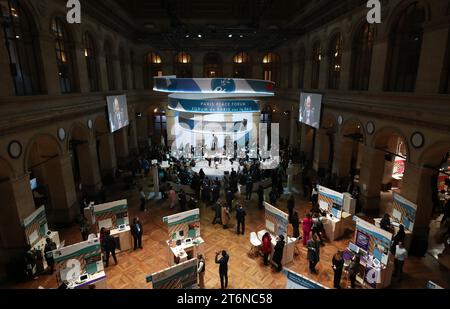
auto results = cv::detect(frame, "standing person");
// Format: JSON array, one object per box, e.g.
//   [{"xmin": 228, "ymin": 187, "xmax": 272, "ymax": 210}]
[
  {"xmin": 24, "ymin": 245, "xmax": 38, "ymax": 280},
  {"xmin": 348, "ymin": 255, "xmax": 360, "ymax": 289},
  {"xmin": 215, "ymin": 250, "xmax": 229, "ymax": 289},
  {"xmin": 79, "ymin": 197, "xmax": 88, "ymax": 219},
  {"xmin": 139, "ymin": 187, "xmax": 147, "ymax": 212},
  {"xmin": 394, "ymin": 242, "xmax": 408, "ymax": 281},
  {"xmin": 261, "ymin": 232, "xmax": 272, "ymax": 266},
  {"xmin": 302, "ymin": 213, "xmax": 313, "ymax": 246},
  {"xmin": 197, "ymin": 254, "xmax": 206, "ymax": 289},
  {"xmin": 44, "ymin": 238, "xmax": 57, "ymax": 274},
  {"xmin": 307, "ymin": 234, "xmax": 320, "ymax": 274},
  {"xmin": 221, "ymin": 202, "xmax": 230, "ymax": 229},
  {"xmin": 131, "ymin": 217, "xmax": 143, "ymax": 250},
  {"xmin": 168, "ymin": 186, "xmax": 177, "ymax": 209},
  {"xmin": 235, "ymin": 204, "xmax": 247, "ymax": 235},
  {"xmin": 272, "ymin": 235, "xmax": 285, "ymax": 272},
  {"xmin": 99, "ymin": 227, "xmax": 107, "ymax": 253},
  {"xmin": 312, "ymin": 214, "xmax": 325, "ymax": 245},
  {"xmin": 226, "ymin": 188, "xmax": 234, "ymax": 212},
  {"xmin": 332, "ymin": 251, "xmax": 344, "ymax": 289},
  {"xmin": 105, "ymin": 230, "xmax": 118, "ymax": 267},
  {"xmin": 257, "ymin": 185, "xmax": 264, "ymax": 210},
  {"xmin": 291, "ymin": 211, "xmax": 301, "ymax": 239},
  {"xmin": 391, "ymin": 224, "xmax": 406, "ymax": 254},
  {"xmin": 311, "ymin": 185, "xmax": 318, "ymax": 209},
  {"xmin": 380, "ymin": 213, "xmax": 391, "ymax": 231},
  {"xmin": 179, "ymin": 189, "xmax": 187, "ymax": 211},
  {"xmin": 80, "ymin": 218, "xmax": 90, "ymax": 241},
  {"xmin": 245, "ymin": 176, "xmax": 253, "ymax": 201},
  {"xmin": 212, "ymin": 200, "xmax": 222, "ymax": 225},
  {"xmin": 287, "ymin": 195, "xmax": 295, "ymax": 223},
  {"xmin": 269, "ymin": 189, "xmax": 277, "ymax": 206}
]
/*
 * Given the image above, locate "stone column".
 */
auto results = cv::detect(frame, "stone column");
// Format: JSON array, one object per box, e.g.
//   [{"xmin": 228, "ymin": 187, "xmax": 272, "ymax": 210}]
[
  {"xmin": 0, "ymin": 27, "xmax": 15, "ymax": 96},
  {"xmin": 76, "ymin": 142, "xmax": 102, "ymax": 197},
  {"xmin": 415, "ymin": 26, "xmax": 449, "ymax": 93},
  {"xmin": 369, "ymin": 39, "xmax": 388, "ymax": 92},
  {"xmin": 358, "ymin": 145, "xmax": 385, "ymax": 215},
  {"xmin": 166, "ymin": 108, "xmax": 177, "ymax": 147},
  {"xmin": 332, "ymin": 137, "xmax": 354, "ymax": 178},
  {"xmin": 42, "ymin": 154, "xmax": 78, "ymax": 225},
  {"xmin": 318, "ymin": 55, "xmax": 328, "ymax": 89},
  {"xmin": 97, "ymin": 133, "xmax": 117, "ymax": 179},
  {"xmin": 38, "ymin": 34, "xmax": 61, "ymax": 95},
  {"xmin": 401, "ymin": 163, "xmax": 435, "ymax": 256},
  {"xmin": 304, "ymin": 57, "xmax": 312, "ymax": 89},
  {"xmin": 113, "ymin": 58, "xmax": 122, "ymax": 91},
  {"xmin": 75, "ymin": 43, "xmax": 90, "ymax": 93},
  {"xmin": 313, "ymin": 129, "xmax": 330, "ymax": 172},
  {"xmin": 289, "ymin": 106, "xmax": 296, "ymax": 146},
  {"xmin": 114, "ymin": 128, "xmax": 129, "ymax": 164},
  {"xmin": 299, "ymin": 124, "xmax": 314, "ymax": 161},
  {"xmin": 0, "ymin": 174, "xmax": 36, "ymax": 282},
  {"xmin": 128, "ymin": 120, "xmax": 139, "ymax": 153}
]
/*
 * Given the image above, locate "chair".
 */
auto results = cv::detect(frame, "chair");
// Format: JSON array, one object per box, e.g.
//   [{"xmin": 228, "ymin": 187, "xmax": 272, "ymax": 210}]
[{"xmin": 248, "ymin": 232, "xmax": 262, "ymax": 258}]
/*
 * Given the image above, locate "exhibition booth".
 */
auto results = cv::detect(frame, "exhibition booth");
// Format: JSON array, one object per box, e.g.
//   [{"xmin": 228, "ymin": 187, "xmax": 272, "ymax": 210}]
[
  {"xmin": 344, "ymin": 216, "xmax": 394, "ymax": 289},
  {"xmin": 163, "ymin": 209, "xmax": 205, "ymax": 266},
  {"xmin": 21, "ymin": 205, "xmax": 60, "ymax": 272},
  {"xmin": 284, "ymin": 268, "xmax": 328, "ymax": 289},
  {"xmin": 53, "ymin": 238, "xmax": 106, "ymax": 289},
  {"xmin": 256, "ymin": 202, "xmax": 295, "ymax": 266},
  {"xmin": 146, "ymin": 259, "xmax": 198, "ymax": 289},
  {"xmin": 374, "ymin": 192, "xmax": 415, "ymax": 251},
  {"xmin": 318, "ymin": 186, "xmax": 355, "ymax": 241},
  {"xmin": 84, "ymin": 199, "xmax": 132, "ymax": 252}
]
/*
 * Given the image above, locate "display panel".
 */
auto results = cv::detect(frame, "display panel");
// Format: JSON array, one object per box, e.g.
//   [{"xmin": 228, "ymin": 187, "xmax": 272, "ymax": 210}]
[
  {"xmin": 299, "ymin": 92, "xmax": 322, "ymax": 129},
  {"xmin": 107, "ymin": 95, "xmax": 129, "ymax": 133}
]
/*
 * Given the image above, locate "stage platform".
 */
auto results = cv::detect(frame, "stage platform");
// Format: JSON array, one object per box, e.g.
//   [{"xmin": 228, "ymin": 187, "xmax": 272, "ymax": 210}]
[{"xmin": 191, "ymin": 159, "xmax": 241, "ymax": 178}]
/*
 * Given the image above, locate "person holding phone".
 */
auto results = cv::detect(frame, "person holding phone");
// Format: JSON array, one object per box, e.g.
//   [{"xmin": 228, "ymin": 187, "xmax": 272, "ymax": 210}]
[{"xmin": 215, "ymin": 250, "xmax": 229, "ymax": 289}]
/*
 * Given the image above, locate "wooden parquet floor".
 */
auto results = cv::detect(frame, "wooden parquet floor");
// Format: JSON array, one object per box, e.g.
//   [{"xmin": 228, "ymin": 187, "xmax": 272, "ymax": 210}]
[{"xmin": 8, "ymin": 177, "xmax": 450, "ymax": 289}]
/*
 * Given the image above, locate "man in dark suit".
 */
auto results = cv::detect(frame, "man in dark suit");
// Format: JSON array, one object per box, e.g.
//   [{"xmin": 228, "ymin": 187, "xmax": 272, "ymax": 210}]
[
  {"xmin": 105, "ymin": 230, "xmax": 118, "ymax": 267},
  {"xmin": 215, "ymin": 250, "xmax": 229, "ymax": 289},
  {"xmin": 131, "ymin": 217, "xmax": 143, "ymax": 250},
  {"xmin": 235, "ymin": 204, "xmax": 247, "ymax": 235}
]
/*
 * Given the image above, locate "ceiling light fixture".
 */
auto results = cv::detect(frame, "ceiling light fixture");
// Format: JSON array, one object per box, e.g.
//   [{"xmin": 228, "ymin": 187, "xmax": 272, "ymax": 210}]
[
  {"xmin": 185, "ymin": 34, "xmax": 190, "ymax": 38},
  {"xmin": 228, "ymin": 34, "xmax": 233, "ymax": 38},
  {"xmin": 198, "ymin": 34, "xmax": 202, "ymax": 38}
]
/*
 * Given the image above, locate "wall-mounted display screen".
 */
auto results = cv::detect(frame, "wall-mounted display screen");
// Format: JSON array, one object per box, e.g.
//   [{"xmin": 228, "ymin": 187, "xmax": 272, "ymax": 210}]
[
  {"xmin": 299, "ymin": 92, "xmax": 323, "ymax": 129},
  {"xmin": 107, "ymin": 95, "xmax": 129, "ymax": 133}
]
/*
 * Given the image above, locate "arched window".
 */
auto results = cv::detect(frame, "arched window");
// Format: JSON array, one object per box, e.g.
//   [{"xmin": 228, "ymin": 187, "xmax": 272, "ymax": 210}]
[
  {"xmin": 130, "ymin": 50, "xmax": 136, "ymax": 89},
  {"xmin": 174, "ymin": 52, "xmax": 192, "ymax": 78},
  {"xmin": 104, "ymin": 40, "xmax": 115, "ymax": 90},
  {"xmin": 328, "ymin": 33, "xmax": 343, "ymax": 89},
  {"xmin": 262, "ymin": 52, "xmax": 280, "ymax": 85},
  {"xmin": 83, "ymin": 32, "xmax": 99, "ymax": 92},
  {"xmin": 385, "ymin": 2, "xmax": 426, "ymax": 92},
  {"xmin": 351, "ymin": 23, "xmax": 375, "ymax": 90},
  {"xmin": 144, "ymin": 52, "xmax": 163, "ymax": 89},
  {"xmin": 298, "ymin": 47, "xmax": 305, "ymax": 89},
  {"xmin": 52, "ymin": 17, "xmax": 77, "ymax": 93},
  {"xmin": 119, "ymin": 47, "xmax": 127, "ymax": 90},
  {"xmin": 204, "ymin": 53, "xmax": 223, "ymax": 78},
  {"xmin": 287, "ymin": 50, "xmax": 293, "ymax": 88},
  {"xmin": 233, "ymin": 51, "xmax": 250, "ymax": 78},
  {"xmin": 1, "ymin": 0, "xmax": 42, "ymax": 95},
  {"xmin": 311, "ymin": 41, "xmax": 321, "ymax": 89}
]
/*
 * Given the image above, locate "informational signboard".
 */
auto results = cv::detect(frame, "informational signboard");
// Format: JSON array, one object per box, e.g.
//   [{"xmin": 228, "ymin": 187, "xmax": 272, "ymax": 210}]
[
  {"xmin": 21, "ymin": 205, "xmax": 48, "ymax": 247},
  {"xmin": 264, "ymin": 202, "xmax": 289, "ymax": 239},
  {"xmin": 163, "ymin": 209, "xmax": 201, "ymax": 241},
  {"xmin": 354, "ymin": 216, "xmax": 392, "ymax": 266},
  {"xmin": 318, "ymin": 186, "xmax": 344, "ymax": 219},
  {"xmin": 146, "ymin": 258, "xmax": 198, "ymax": 289},
  {"xmin": 284, "ymin": 268, "xmax": 327, "ymax": 289},
  {"xmin": 92, "ymin": 200, "xmax": 129, "ymax": 233},
  {"xmin": 392, "ymin": 192, "xmax": 417, "ymax": 232},
  {"xmin": 53, "ymin": 238, "xmax": 103, "ymax": 285},
  {"xmin": 426, "ymin": 281, "xmax": 444, "ymax": 289}
]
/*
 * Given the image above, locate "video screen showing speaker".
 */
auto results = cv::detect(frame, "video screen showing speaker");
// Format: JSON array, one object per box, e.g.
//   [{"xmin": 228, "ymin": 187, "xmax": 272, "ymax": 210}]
[
  {"xmin": 107, "ymin": 95, "xmax": 129, "ymax": 133},
  {"xmin": 299, "ymin": 92, "xmax": 323, "ymax": 129}
]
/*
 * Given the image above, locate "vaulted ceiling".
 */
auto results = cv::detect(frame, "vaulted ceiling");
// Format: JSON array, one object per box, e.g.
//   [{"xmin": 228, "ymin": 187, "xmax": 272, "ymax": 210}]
[{"xmin": 93, "ymin": 0, "xmax": 366, "ymax": 51}]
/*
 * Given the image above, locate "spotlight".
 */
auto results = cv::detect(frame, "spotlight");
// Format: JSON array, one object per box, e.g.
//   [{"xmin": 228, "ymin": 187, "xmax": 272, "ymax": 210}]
[
  {"xmin": 185, "ymin": 34, "xmax": 190, "ymax": 38},
  {"xmin": 228, "ymin": 34, "xmax": 233, "ymax": 38},
  {"xmin": 240, "ymin": 34, "xmax": 244, "ymax": 38},
  {"xmin": 197, "ymin": 34, "xmax": 202, "ymax": 38},
  {"xmin": 136, "ymin": 112, "xmax": 142, "ymax": 118}
]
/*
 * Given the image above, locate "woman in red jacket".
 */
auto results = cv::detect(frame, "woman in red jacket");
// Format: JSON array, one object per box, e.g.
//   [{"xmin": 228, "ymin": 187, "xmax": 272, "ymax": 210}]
[
  {"xmin": 261, "ymin": 232, "xmax": 272, "ymax": 266},
  {"xmin": 302, "ymin": 213, "xmax": 313, "ymax": 246}
]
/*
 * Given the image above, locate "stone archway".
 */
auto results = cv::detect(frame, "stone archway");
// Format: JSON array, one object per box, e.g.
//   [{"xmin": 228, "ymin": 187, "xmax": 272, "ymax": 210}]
[
  {"xmin": 313, "ymin": 114, "xmax": 336, "ymax": 176},
  {"xmin": 25, "ymin": 134, "xmax": 77, "ymax": 224}
]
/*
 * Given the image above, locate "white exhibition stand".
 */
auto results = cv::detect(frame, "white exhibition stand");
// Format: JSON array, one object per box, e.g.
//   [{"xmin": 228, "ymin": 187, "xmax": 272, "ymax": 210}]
[
  {"xmin": 257, "ymin": 230, "xmax": 295, "ymax": 266},
  {"xmin": 323, "ymin": 212, "xmax": 354, "ymax": 241},
  {"xmin": 343, "ymin": 193, "xmax": 356, "ymax": 214},
  {"xmin": 67, "ymin": 270, "xmax": 107, "ymax": 289},
  {"xmin": 373, "ymin": 218, "xmax": 413, "ymax": 251},
  {"xmin": 166, "ymin": 237, "xmax": 205, "ymax": 266},
  {"xmin": 109, "ymin": 226, "xmax": 132, "ymax": 252}
]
